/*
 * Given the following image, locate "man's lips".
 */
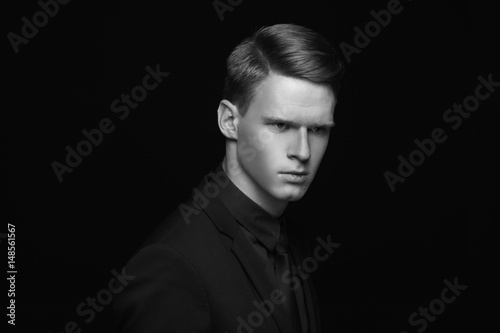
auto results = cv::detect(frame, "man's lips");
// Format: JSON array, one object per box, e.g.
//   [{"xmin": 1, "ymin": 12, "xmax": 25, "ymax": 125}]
[
  {"xmin": 280, "ymin": 170, "xmax": 309, "ymax": 176},
  {"xmin": 278, "ymin": 171, "xmax": 309, "ymax": 184}
]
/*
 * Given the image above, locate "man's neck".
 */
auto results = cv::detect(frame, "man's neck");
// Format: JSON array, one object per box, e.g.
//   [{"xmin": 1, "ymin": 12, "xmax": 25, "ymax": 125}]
[{"xmin": 222, "ymin": 158, "xmax": 288, "ymax": 217}]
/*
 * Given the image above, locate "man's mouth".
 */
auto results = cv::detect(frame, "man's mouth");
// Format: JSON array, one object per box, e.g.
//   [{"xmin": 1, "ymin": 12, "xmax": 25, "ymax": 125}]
[{"xmin": 279, "ymin": 171, "xmax": 309, "ymax": 184}]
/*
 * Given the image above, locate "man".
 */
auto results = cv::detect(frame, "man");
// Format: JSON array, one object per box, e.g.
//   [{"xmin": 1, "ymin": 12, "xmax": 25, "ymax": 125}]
[{"xmin": 113, "ymin": 23, "xmax": 344, "ymax": 332}]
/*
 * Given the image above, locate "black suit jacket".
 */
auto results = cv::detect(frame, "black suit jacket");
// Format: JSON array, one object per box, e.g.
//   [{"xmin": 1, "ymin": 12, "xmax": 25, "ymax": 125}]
[{"xmin": 113, "ymin": 174, "xmax": 322, "ymax": 333}]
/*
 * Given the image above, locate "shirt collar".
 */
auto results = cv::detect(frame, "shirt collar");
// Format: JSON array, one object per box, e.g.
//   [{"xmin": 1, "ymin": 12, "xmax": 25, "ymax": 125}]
[{"xmin": 214, "ymin": 164, "xmax": 282, "ymax": 252}]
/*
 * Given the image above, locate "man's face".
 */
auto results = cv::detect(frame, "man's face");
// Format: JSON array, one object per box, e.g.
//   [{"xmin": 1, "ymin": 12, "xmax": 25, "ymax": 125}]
[{"xmin": 234, "ymin": 72, "xmax": 336, "ymax": 203}]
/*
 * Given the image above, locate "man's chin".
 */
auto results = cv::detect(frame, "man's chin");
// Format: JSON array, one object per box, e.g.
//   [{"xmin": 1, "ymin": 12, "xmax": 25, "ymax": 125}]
[{"xmin": 274, "ymin": 187, "xmax": 308, "ymax": 202}]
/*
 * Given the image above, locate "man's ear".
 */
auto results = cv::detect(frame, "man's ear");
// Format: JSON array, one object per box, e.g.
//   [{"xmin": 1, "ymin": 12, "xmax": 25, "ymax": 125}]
[{"xmin": 217, "ymin": 99, "xmax": 240, "ymax": 140}]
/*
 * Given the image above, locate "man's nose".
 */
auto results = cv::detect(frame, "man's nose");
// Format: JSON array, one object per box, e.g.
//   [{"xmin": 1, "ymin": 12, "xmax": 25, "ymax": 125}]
[{"xmin": 287, "ymin": 128, "xmax": 311, "ymax": 162}]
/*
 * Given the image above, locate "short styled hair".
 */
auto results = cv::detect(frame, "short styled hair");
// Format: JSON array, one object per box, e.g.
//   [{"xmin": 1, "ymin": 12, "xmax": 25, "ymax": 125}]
[{"xmin": 223, "ymin": 23, "xmax": 345, "ymax": 115}]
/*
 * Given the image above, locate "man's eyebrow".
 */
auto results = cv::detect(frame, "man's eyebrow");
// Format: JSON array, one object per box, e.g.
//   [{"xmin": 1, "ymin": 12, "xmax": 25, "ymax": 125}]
[{"xmin": 262, "ymin": 116, "xmax": 335, "ymax": 128}]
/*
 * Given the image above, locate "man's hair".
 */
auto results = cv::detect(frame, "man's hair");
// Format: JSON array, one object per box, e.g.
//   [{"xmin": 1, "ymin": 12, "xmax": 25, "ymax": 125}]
[{"xmin": 223, "ymin": 23, "xmax": 345, "ymax": 116}]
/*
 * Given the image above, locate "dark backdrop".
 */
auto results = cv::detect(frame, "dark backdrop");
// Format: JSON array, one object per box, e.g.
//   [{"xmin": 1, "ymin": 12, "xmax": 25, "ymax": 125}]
[{"xmin": 3, "ymin": 0, "xmax": 498, "ymax": 332}]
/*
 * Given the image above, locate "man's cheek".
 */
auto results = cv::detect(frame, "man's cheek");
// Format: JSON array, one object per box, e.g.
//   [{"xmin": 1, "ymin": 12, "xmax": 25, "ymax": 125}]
[
  {"xmin": 253, "ymin": 128, "xmax": 273, "ymax": 149},
  {"xmin": 312, "ymin": 141, "xmax": 328, "ymax": 164}
]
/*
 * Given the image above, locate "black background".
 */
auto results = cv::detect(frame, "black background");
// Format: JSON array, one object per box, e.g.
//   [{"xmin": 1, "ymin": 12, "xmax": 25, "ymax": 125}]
[{"xmin": 3, "ymin": 0, "xmax": 498, "ymax": 332}]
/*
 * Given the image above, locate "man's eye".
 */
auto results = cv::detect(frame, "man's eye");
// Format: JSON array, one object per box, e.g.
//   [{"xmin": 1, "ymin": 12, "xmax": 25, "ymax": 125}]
[
  {"xmin": 310, "ymin": 127, "xmax": 327, "ymax": 133},
  {"xmin": 272, "ymin": 123, "xmax": 288, "ymax": 131}
]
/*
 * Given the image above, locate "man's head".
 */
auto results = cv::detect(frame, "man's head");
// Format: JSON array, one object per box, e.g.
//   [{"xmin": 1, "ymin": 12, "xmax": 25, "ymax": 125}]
[{"xmin": 217, "ymin": 23, "xmax": 345, "ymax": 216}]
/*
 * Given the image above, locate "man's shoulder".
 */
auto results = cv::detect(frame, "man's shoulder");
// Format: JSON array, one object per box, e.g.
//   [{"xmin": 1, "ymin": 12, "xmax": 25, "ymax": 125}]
[{"xmin": 119, "ymin": 198, "xmax": 234, "ymax": 283}]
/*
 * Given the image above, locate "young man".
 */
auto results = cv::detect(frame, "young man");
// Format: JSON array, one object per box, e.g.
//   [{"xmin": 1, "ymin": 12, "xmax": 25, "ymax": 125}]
[{"xmin": 113, "ymin": 23, "xmax": 344, "ymax": 332}]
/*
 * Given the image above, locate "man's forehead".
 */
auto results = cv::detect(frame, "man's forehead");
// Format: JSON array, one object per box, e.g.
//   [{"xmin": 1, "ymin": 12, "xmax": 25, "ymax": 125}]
[
  {"xmin": 264, "ymin": 103, "xmax": 334, "ymax": 121},
  {"xmin": 251, "ymin": 73, "xmax": 335, "ymax": 118}
]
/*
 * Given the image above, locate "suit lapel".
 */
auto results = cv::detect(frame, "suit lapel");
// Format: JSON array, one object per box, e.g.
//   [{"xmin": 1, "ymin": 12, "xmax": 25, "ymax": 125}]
[{"xmin": 203, "ymin": 198, "xmax": 294, "ymax": 333}]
